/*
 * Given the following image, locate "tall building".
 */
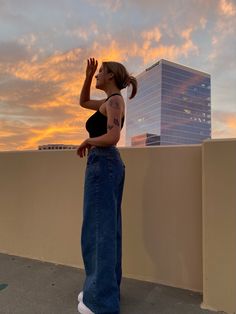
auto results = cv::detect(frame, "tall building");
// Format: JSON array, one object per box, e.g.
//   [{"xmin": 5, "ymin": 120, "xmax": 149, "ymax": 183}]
[{"xmin": 126, "ymin": 59, "xmax": 211, "ymax": 146}]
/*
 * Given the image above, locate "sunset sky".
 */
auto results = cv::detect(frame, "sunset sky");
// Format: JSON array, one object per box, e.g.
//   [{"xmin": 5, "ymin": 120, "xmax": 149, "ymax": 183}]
[{"xmin": 0, "ymin": 0, "xmax": 236, "ymax": 151}]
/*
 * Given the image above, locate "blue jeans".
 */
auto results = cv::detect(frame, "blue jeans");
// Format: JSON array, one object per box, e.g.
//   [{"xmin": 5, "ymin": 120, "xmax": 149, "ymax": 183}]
[{"xmin": 81, "ymin": 146, "xmax": 125, "ymax": 314}]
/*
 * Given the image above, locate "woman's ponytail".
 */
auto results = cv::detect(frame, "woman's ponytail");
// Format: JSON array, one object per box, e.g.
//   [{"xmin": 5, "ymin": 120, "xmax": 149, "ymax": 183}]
[{"xmin": 127, "ymin": 75, "xmax": 137, "ymax": 99}]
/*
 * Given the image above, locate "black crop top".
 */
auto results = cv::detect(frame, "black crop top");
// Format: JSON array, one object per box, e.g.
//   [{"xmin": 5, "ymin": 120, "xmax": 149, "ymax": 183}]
[{"xmin": 85, "ymin": 93, "xmax": 125, "ymax": 138}]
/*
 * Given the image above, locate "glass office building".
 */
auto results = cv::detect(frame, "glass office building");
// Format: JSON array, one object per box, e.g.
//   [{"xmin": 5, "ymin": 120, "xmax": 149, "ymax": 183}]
[{"xmin": 126, "ymin": 59, "xmax": 211, "ymax": 146}]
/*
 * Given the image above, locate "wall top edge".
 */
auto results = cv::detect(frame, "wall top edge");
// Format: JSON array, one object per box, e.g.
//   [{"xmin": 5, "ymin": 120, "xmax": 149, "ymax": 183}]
[
  {"xmin": 203, "ymin": 138, "xmax": 236, "ymax": 144},
  {"xmin": 0, "ymin": 144, "xmax": 204, "ymax": 154}
]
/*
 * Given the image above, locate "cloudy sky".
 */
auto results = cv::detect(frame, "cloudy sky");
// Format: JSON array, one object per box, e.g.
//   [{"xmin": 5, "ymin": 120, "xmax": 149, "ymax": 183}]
[{"xmin": 0, "ymin": 0, "xmax": 236, "ymax": 151}]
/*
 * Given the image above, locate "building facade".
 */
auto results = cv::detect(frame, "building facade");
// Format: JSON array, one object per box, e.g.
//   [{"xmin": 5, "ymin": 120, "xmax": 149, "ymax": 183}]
[
  {"xmin": 38, "ymin": 144, "xmax": 78, "ymax": 150},
  {"xmin": 126, "ymin": 59, "xmax": 211, "ymax": 146}
]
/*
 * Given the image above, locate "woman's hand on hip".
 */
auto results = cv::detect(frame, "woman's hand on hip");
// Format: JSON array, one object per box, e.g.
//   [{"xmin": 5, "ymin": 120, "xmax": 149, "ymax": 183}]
[{"xmin": 77, "ymin": 139, "xmax": 92, "ymax": 158}]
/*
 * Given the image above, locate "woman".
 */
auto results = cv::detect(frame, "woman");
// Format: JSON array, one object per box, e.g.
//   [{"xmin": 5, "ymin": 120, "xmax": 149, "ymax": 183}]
[{"xmin": 77, "ymin": 58, "xmax": 137, "ymax": 314}]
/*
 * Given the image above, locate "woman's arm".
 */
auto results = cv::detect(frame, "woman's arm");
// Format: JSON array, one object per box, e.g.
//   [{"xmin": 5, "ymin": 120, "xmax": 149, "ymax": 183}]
[
  {"xmin": 80, "ymin": 59, "xmax": 96, "ymax": 104},
  {"xmin": 80, "ymin": 58, "xmax": 107, "ymax": 110}
]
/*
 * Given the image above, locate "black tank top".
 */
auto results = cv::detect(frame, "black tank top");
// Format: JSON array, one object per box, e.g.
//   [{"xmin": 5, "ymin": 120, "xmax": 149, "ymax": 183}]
[{"xmin": 85, "ymin": 93, "xmax": 125, "ymax": 138}]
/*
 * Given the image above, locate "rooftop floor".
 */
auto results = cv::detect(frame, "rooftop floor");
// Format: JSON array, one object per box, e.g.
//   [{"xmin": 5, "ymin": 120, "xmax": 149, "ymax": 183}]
[{"xmin": 0, "ymin": 253, "xmax": 225, "ymax": 314}]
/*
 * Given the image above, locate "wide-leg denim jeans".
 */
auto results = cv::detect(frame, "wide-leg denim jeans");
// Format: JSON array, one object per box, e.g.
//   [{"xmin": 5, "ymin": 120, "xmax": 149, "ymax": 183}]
[{"xmin": 81, "ymin": 146, "xmax": 125, "ymax": 314}]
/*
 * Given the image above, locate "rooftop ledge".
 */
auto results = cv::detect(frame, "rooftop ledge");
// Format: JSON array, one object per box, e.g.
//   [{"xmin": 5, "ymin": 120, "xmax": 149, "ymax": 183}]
[
  {"xmin": 0, "ymin": 252, "xmax": 225, "ymax": 314},
  {"xmin": 0, "ymin": 139, "xmax": 235, "ymax": 314}
]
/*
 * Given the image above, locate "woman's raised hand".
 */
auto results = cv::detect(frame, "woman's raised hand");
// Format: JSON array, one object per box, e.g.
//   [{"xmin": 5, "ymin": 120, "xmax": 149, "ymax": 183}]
[{"xmin": 86, "ymin": 58, "xmax": 98, "ymax": 78}]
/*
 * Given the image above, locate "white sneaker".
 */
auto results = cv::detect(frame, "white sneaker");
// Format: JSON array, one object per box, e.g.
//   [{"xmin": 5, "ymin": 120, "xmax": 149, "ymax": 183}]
[
  {"xmin": 78, "ymin": 291, "xmax": 83, "ymax": 302},
  {"xmin": 78, "ymin": 299, "xmax": 95, "ymax": 314}
]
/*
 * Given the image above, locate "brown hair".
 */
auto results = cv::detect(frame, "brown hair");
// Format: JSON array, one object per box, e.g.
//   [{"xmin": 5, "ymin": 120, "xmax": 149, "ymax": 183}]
[{"xmin": 102, "ymin": 61, "xmax": 137, "ymax": 99}]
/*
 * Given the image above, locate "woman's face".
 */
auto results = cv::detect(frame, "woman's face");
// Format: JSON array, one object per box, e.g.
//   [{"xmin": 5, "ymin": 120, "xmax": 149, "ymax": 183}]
[{"xmin": 95, "ymin": 65, "xmax": 111, "ymax": 91}]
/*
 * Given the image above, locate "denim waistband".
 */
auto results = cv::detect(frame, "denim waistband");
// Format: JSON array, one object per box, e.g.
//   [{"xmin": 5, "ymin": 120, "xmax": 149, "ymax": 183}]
[{"xmin": 88, "ymin": 145, "xmax": 120, "ymax": 157}]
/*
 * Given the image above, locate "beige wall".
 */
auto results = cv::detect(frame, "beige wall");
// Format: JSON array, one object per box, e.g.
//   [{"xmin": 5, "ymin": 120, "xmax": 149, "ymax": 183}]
[
  {"xmin": 121, "ymin": 145, "xmax": 203, "ymax": 291},
  {"xmin": 0, "ymin": 145, "xmax": 202, "ymax": 292},
  {"xmin": 0, "ymin": 140, "xmax": 235, "ymax": 313},
  {"xmin": 201, "ymin": 139, "xmax": 236, "ymax": 314}
]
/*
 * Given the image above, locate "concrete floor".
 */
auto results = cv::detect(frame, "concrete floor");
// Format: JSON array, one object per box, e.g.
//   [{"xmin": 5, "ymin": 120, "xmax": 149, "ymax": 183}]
[{"xmin": 0, "ymin": 253, "xmax": 225, "ymax": 314}]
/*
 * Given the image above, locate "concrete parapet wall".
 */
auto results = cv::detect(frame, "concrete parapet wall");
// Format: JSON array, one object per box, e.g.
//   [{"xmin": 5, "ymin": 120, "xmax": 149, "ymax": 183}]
[
  {"xmin": 202, "ymin": 139, "xmax": 236, "ymax": 314},
  {"xmin": 0, "ymin": 145, "xmax": 202, "ymax": 292}
]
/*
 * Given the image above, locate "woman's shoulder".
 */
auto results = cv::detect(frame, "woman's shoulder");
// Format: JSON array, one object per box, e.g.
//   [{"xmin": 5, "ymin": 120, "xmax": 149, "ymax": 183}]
[
  {"xmin": 106, "ymin": 94, "xmax": 124, "ymax": 107},
  {"xmin": 105, "ymin": 95, "xmax": 125, "ymax": 118}
]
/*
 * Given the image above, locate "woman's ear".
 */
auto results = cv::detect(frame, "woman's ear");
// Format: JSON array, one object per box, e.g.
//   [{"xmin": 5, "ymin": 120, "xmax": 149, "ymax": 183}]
[{"xmin": 108, "ymin": 72, "xmax": 114, "ymax": 80}]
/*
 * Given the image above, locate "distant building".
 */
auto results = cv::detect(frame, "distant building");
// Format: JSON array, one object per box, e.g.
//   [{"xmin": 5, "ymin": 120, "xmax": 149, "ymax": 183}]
[
  {"xmin": 38, "ymin": 144, "xmax": 79, "ymax": 150},
  {"xmin": 131, "ymin": 133, "xmax": 160, "ymax": 147},
  {"xmin": 126, "ymin": 59, "xmax": 211, "ymax": 146}
]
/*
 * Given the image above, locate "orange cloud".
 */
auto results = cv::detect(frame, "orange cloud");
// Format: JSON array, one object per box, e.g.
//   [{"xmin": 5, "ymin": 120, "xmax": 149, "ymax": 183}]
[
  {"xmin": 92, "ymin": 40, "xmax": 128, "ymax": 63},
  {"xmin": 212, "ymin": 128, "xmax": 236, "ymax": 139},
  {"xmin": 212, "ymin": 110, "xmax": 236, "ymax": 139},
  {"xmin": 4, "ymin": 48, "xmax": 88, "ymax": 112},
  {"xmin": 16, "ymin": 104, "xmax": 92, "ymax": 150},
  {"xmin": 1, "ymin": 48, "xmax": 95, "ymax": 150},
  {"xmin": 219, "ymin": 0, "xmax": 236, "ymax": 16},
  {"xmin": 92, "ymin": 26, "xmax": 199, "ymax": 67},
  {"xmin": 135, "ymin": 25, "xmax": 198, "ymax": 64},
  {"xmin": 9, "ymin": 48, "xmax": 82, "ymax": 82},
  {"xmin": 0, "ymin": 130, "xmax": 17, "ymax": 137},
  {"xmin": 181, "ymin": 27, "xmax": 193, "ymax": 40},
  {"xmin": 225, "ymin": 116, "xmax": 236, "ymax": 129},
  {"xmin": 142, "ymin": 27, "xmax": 162, "ymax": 42}
]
